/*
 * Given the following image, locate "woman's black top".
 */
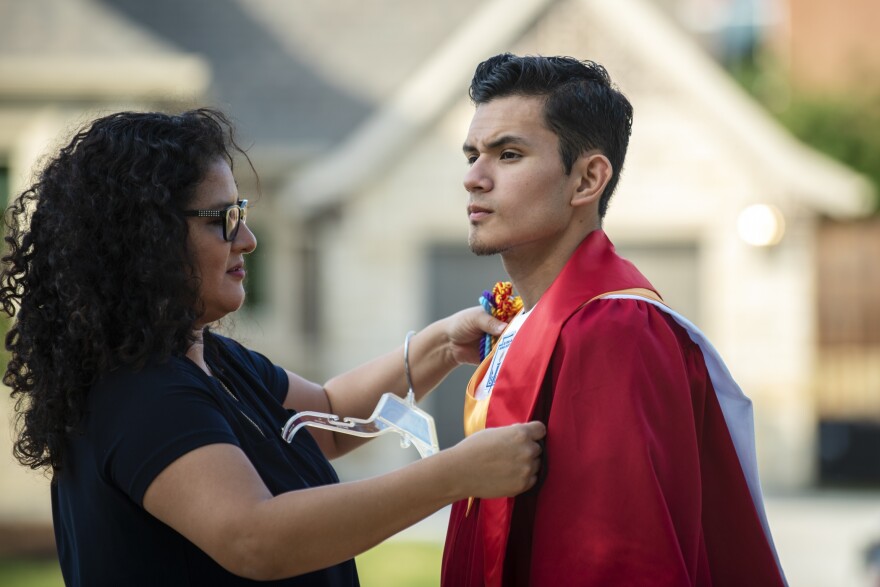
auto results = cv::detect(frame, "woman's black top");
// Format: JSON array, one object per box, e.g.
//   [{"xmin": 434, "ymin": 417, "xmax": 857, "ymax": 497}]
[{"xmin": 51, "ymin": 332, "xmax": 359, "ymax": 586}]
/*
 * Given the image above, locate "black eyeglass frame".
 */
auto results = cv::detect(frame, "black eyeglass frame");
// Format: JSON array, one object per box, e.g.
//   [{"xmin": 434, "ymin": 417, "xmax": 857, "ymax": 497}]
[{"xmin": 183, "ymin": 199, "xmax": 248, "ymax": 242}]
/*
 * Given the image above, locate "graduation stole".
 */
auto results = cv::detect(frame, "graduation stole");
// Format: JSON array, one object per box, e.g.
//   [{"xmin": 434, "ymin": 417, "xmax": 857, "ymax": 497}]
[{"xmin": 463, "ymin": 230, "xmax": 659, "ymax": 587}]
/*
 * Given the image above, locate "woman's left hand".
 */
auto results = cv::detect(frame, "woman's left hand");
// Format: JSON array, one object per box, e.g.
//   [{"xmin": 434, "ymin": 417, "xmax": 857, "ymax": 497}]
[
  {"xmin": 442, "ymin": 306, "xmax": 507, "ymax": 366},
  {"xmin": 311, "ymin": 305, "xmax": 507, "ymax": 459}
]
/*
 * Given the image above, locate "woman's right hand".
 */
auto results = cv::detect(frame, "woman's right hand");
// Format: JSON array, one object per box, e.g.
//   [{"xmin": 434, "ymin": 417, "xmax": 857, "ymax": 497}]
[
  {"xmin": 143, "ymin": 420, "xmax": 546, "ymax": 579},
  {"xmin": 445, "ymin": 421, "xmax": 546, "ymax": 499}
]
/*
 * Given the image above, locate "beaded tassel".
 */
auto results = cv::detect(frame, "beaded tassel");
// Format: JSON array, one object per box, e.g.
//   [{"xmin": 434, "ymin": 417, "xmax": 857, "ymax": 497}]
[{"xmin": 478, "ymin": 281, "xmax": 523, "ymax": 361}]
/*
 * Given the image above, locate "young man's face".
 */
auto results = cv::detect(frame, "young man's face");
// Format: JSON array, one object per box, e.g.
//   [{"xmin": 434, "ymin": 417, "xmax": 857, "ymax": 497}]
[{"xmin": 462, "ymin": 95, "xmax": 580, "ymax": 258}]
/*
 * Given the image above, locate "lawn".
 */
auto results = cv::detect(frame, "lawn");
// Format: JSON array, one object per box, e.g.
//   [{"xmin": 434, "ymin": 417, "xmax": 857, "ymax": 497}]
[
  {"xmin": 0, "ymin": 540, "xmax": 444, "ymax": 586},
  {"xmin": 0, "ymin": 558, "xmax": 63, "ymax": 587},
  {"xmin": 357, "ymin": 540, "xmax": 443, "ymax": 587}
]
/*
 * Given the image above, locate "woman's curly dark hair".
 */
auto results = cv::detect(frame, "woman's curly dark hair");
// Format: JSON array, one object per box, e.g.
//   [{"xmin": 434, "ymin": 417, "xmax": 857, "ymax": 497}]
[{"xmin": 0, "ymin": 108, "xmax": 251, "ymax": 473}]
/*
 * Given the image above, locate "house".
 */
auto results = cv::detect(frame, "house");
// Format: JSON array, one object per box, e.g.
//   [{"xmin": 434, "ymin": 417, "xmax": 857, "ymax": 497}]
[
  {"xmin": 277, "ymin": 0, "xmax": 875, "ymax": 487},
  {"xmin": 0, "ymin": 0, "xmax": 873, "ymax": 542}
]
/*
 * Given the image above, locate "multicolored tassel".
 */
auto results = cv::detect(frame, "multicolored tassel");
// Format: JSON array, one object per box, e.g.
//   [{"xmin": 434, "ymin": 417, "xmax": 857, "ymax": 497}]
[{"xmin": 479, "ymin": 281, "xmax": 523, "ymax": 361}]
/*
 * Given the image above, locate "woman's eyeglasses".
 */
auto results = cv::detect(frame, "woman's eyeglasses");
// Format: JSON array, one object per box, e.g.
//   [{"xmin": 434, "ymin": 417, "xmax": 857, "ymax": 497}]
[{"xmin": 183, "ymin": 199, "xmax": 248, "ymax": 242}]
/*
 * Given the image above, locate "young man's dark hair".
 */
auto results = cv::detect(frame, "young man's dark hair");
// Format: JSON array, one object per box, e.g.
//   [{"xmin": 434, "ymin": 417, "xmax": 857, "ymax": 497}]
[{"xmin": 469, "ymin": 53, "xmax": 633, "ymax": 218}]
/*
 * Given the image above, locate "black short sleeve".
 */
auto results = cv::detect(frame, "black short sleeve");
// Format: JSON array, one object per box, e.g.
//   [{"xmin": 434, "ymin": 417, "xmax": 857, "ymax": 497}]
[
  {"xmin": 54, "ymin": 343, "xmax": 356, "ymax": 586},
  {"xmin": 90, "ymin": 363, "xmax": 239, "ymax": 506}
]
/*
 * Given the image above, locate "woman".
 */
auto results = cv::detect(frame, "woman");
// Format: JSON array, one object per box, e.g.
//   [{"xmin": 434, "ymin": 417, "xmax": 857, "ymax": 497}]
[{"xmin": 0, "ymin": 109, "xmax": 544, "ymax": 585}]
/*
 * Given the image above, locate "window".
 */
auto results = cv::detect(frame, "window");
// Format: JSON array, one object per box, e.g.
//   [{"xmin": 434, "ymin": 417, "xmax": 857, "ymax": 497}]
[
  {"xmin": 426, "ymin": 243, "xmax": 507, "ymax": 448},
  {"xmin": 614, "ymin": 241, "xmax": 702, "ymax": 326}
]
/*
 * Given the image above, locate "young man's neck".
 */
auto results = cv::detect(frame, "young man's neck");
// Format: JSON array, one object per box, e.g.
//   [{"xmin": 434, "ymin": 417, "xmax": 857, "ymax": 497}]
[{"xmin": 502, "ymin": 226, "xmax": 601, "ymax": 311}]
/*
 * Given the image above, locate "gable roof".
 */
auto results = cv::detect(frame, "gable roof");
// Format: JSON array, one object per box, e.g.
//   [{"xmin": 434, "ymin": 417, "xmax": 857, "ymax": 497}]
[
  {"xmin": 282, "ymin": 0, "xmax": 556, "ymax": 216},
  {"xmin": 0, "ymin": 0, "xmax": 482, "ymax": 151},
  {"xmin": 0, "ymin": 0, "xmax": 208, "ymax": 99},
  {"xmin": 282, "ymin": 0, "xmax": 874, "ymax": 219},
  {"xmin": 98, "ymin": 0, "xmax": 487, "ymax": 150}
]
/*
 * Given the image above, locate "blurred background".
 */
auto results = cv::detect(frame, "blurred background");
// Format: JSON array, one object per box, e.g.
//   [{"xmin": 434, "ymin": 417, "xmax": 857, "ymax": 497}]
[{"xmin": 1, "ymin": 0, "xmax": 878, "ymax": 585}]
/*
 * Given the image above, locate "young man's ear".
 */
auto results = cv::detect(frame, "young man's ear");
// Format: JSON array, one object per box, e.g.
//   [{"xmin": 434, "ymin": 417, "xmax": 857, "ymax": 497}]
[{"xmin": 571, "ymin": 152, "xmax": 612, "ymax": 208}]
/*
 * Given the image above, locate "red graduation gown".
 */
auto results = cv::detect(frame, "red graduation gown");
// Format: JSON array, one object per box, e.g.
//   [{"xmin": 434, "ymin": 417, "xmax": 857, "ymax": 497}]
[{"xmin": 441, "ymin": 230, "xmax": 785, "ymax": 587}]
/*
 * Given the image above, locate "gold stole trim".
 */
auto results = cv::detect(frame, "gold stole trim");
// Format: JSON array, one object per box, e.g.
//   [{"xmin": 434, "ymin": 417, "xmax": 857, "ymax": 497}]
[{"xmin": 464, "ymin": 349, "xmax": 495, "ymax": 438}]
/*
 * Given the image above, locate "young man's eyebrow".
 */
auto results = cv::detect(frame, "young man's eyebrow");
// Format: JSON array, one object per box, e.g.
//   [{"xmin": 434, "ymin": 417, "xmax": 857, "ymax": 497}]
[{"xmin": 462, "ymin": 134, "xmax": 530, "ymax": 153}]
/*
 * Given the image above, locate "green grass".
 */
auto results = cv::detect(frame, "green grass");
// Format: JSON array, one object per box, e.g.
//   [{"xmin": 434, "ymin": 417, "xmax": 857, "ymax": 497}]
[
  {"xmin": 0, "ymin": 541, "xmax": 443, "ymax": 586},
  {"xmin": 0, "ymin": 558, "xmax": 63, "ymax": 587},
  {"xmin": 356, "ymin": 540, "xmax": 443, "ymax": 587}
]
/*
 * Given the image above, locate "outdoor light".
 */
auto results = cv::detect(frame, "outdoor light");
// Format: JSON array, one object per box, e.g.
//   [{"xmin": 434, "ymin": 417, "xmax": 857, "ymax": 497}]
[{"xmin": 737, "ymin": 204, "xmax": 785, "ymax": 247}]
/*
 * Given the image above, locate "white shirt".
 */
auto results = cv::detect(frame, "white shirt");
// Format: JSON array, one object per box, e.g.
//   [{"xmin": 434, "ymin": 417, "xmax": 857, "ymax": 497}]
[{"xmin": 474, "ymin": 308, "xmax": 534, "ymax": 401}]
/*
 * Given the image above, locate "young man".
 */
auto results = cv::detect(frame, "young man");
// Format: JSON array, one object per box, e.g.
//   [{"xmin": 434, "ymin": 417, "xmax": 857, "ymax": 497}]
[{"xmin": 441, "ymin": 54, "xmax": 787, "ymax": 587}]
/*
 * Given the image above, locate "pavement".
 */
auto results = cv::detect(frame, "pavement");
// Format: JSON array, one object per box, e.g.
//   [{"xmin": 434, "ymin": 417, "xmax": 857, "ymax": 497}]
[
  {"xmin": 765, "ymin": 490, "xmax": 880, "ymax": 587},
  {"xmin": 390, "ymin": 489, "xmax": 880, "ymax": 587}
]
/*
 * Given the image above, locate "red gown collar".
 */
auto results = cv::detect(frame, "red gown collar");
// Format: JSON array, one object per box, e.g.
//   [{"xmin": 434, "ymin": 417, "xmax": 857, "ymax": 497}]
[{"xmin": 485, "ymin": 229, "xmax": 656, "ymax": 429}]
